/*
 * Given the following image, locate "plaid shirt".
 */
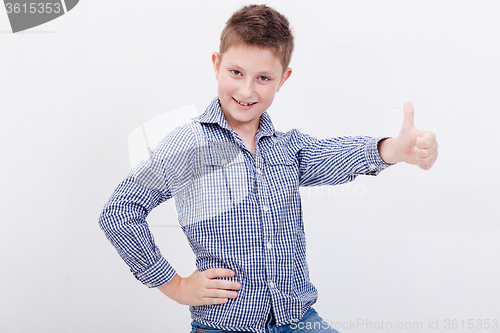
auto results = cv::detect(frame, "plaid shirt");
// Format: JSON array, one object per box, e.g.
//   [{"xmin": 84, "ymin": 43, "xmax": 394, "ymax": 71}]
[{"xmin": 99, "ymin": 97, "xmax": 390, "ymax": 332}]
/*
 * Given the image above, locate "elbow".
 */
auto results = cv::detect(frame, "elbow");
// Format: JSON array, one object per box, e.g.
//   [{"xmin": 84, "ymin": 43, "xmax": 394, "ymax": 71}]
[
  {"xmin": 98, "ymin": 205, "xmax": 114, "ymax": 234},
  {"xmin": 98, "ymin": 212, "xmax": 108, "ymax": 233}
]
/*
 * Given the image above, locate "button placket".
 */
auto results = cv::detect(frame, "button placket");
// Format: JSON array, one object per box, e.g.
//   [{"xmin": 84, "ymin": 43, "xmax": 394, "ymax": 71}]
[{"xmin": 254, "ymin": 153, "xmax": 276, "ymax": 292}]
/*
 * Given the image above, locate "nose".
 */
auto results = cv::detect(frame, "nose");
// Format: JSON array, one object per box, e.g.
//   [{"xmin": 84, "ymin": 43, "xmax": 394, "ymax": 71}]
[{"xmin": 239, "ymin": 77, "xmax": 254, "ymax": 100}]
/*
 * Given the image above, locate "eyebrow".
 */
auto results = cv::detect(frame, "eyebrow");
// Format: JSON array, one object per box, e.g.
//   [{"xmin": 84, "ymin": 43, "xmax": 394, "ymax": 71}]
[{"xmin": 226, "ymin": 62, "xmax": 277, "ymax": 77}]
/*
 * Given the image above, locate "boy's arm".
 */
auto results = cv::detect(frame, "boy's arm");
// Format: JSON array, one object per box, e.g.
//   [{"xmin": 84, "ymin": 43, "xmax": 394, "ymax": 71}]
[
  {"xmin": 100, "ymin": 169, "xmax": 241, "ymax": 306},
  {"xmin": 98, "ymin": 168, "xmax": 176, "ymax": 288},
  {"xmin": 378, "ymin": 102, "xmax": 438, "ymax": 169},
  {"xmin": 296, "ymin": 102, "xmax": 437, "ymax": 187}
]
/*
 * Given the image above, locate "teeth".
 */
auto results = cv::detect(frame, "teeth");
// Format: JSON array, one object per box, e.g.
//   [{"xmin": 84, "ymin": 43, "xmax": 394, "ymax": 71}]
[{"xmin": 236, "ymin": 99, "xmax": 255, "ymax": 106}]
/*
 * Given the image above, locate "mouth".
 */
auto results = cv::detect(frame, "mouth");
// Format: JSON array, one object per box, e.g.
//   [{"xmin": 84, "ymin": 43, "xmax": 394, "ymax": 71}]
[{"xmin": 233, "ymin": 97, "xmax": 257, "ymax": 106}]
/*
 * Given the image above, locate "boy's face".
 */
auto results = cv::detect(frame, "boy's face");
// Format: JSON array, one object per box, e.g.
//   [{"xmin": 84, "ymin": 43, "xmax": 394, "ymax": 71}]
[{"xmin": 212, "ymin": 45, "xmax": 292, "ymax": 133}]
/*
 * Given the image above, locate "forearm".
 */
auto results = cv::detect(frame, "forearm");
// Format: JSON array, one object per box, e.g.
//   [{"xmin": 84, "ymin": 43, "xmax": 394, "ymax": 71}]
[
  {"xmin": 99, "ymin": 175, "xmax": 177, "ymax": 287},
  {"xmin": 377, "ymin": 137, "xmax": 403, "ymax": 165},
  {"xmin": 157, "ymin": 273, "xmax": 182, "ymax": 299}
]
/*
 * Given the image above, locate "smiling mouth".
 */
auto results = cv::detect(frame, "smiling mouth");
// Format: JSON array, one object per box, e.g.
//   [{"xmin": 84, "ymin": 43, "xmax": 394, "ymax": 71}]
[{"xmin": 233, "ymin": 98, "xmax": 257, "ymax": 106}]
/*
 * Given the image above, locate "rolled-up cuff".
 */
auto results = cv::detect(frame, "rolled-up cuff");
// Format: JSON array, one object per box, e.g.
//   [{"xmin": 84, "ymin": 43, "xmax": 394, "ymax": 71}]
[
  {"xmin": 363, "ymin": 137, "xmax": 392, "ymax": 175},
  {"xmin": 132, "ymin": 256, "xmax": 177, "ymax": 288}
]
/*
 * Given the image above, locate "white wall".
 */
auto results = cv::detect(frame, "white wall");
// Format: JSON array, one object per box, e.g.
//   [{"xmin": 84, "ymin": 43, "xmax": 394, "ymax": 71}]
[{"xmin": 1, "ymin": 1, "xmax": 499, "ymax": 332}]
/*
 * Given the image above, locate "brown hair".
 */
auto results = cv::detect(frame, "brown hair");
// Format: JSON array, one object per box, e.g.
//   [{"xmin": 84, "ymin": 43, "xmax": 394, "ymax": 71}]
[{"xmin": 219, "ymin": 4, "xmax": 294, "ymax": 73}]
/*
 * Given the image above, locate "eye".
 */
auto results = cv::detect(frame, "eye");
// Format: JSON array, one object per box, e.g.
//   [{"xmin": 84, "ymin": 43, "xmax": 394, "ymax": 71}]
[
  {"xmin": 259, "ymin": 76, "xmax": 271, "ymax": 82},
  {"xmin": 230, "ymin": 70, "xmax": 242, "ymax": 76}
]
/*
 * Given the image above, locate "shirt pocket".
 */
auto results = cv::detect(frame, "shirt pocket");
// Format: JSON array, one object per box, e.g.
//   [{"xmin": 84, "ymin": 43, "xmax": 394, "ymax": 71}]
[
  {"xmin": 202, "ymin": 142, "xmax": 248, "ymax": 201},
  {"xmin": 176, "ymin": 142, "xmax": 248, "ymax": 225},
  {"xmin": 265, "ymin": 149, "xmax": 300, "ymax": 196}
]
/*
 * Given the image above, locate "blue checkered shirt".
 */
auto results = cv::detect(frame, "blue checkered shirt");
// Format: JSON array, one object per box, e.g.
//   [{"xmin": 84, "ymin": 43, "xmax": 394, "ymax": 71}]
[{"xmin": 99, "ymin": 97, "xmax": 390, "ymax": 332}]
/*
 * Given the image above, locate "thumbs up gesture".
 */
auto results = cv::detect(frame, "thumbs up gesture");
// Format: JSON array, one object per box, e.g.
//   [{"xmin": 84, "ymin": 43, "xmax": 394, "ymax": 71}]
[
  {"xmin": 397, "ymin": 102, "xmax": 438, "ymax": 170},
  {"xmin": 378, "ymin": 102, "xmax": 438, "ymax": 170}
]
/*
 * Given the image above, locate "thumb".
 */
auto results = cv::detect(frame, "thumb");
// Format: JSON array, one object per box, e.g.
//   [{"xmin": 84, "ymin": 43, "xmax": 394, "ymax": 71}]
[{"xmin": 402, "ymin": 101, "xmax": 415, "ymax": 129}]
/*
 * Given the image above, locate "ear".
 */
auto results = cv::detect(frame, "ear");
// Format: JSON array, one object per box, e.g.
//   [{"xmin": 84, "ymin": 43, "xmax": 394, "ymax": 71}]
[
  {"xmin": 276, "ymin": 67, "xmax": 292, "ymax": 92},
  {"xmin": 212, "ymin": 52, "xmax": 221, "ymax": 80}
]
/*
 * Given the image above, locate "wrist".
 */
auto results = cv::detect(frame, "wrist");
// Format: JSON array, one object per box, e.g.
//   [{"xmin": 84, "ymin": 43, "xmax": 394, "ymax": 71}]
[
  {"xmin": 378, "ymin": 137, "xmax": 403, "ymax": 165},
  {"xmin": 157, "ymin": 273, "xmax": 182, "ymax": 300}
]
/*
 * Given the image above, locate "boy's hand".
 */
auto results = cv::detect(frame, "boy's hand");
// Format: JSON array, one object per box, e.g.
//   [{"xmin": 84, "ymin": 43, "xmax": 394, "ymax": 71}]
[
  {"xmin": 157, "ymin": 269, "xmax": 241, "ymax": 306},
  {"xmin": 398, "ymin": 102, "xmax": 438, "ymax": 170},
  {"xmin": 379, "ymin": 102, "xmax": 438, "ymax": 170}
]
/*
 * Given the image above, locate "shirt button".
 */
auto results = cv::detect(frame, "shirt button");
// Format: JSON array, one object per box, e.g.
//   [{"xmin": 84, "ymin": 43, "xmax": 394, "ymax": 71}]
[
  {"xmin": 145, "ymin": 283, "xmax": 153, "ymax": 288},
  {"xmin": 262, "ymin": 206, "xmax": 269, "ymax": 212},
  {"xmin": 266, "ymin": 242, "xmax": 272, "ymax": 249},
  {"xmin": 369, "ymin": 163, "xmax": 376, "ymax": 170},
  {"xmin": 256, "ymin": 168, "xmax": 262, "ymax": 174},
  {"xmin": 269, "ymin": 281, "xmax": 275, "ymax": 288},
  {"xmin": 221, "ymin": 159, "xmax": 227, "ymax": 165}
]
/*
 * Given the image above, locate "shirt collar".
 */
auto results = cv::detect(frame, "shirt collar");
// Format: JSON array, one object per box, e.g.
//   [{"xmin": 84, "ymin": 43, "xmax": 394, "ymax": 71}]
[{"xmin": 193, "ymin": 97, "xmax": 276, "ymax": 138}]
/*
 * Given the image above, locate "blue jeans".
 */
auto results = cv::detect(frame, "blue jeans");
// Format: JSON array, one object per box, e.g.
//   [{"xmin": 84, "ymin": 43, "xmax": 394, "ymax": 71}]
[{"xmin": 190, "ymin": 308, "xmax": 340, "ymax": 333}]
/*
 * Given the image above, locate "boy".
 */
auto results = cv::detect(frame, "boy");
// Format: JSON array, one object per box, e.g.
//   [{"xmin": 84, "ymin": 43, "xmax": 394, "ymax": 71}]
[{"xmin": 99, "ymin": 4, "xmax": 438, "ymax": 333}]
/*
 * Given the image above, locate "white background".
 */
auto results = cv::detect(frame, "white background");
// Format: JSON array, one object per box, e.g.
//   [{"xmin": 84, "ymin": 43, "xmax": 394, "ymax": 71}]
[{"xmin": 1, "ymin": 1, "xmax": 499, "ymax": 332}]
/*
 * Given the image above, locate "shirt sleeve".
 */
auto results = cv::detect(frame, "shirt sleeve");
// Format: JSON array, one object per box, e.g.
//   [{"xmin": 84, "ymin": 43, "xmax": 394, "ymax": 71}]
[
  {"xmin": 98, "ymin": 123, "xmax": 197, "ymax": 288},
  {"xmin": 295, "ymin": 131, "xmax": 391, "ymax": 187}
]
